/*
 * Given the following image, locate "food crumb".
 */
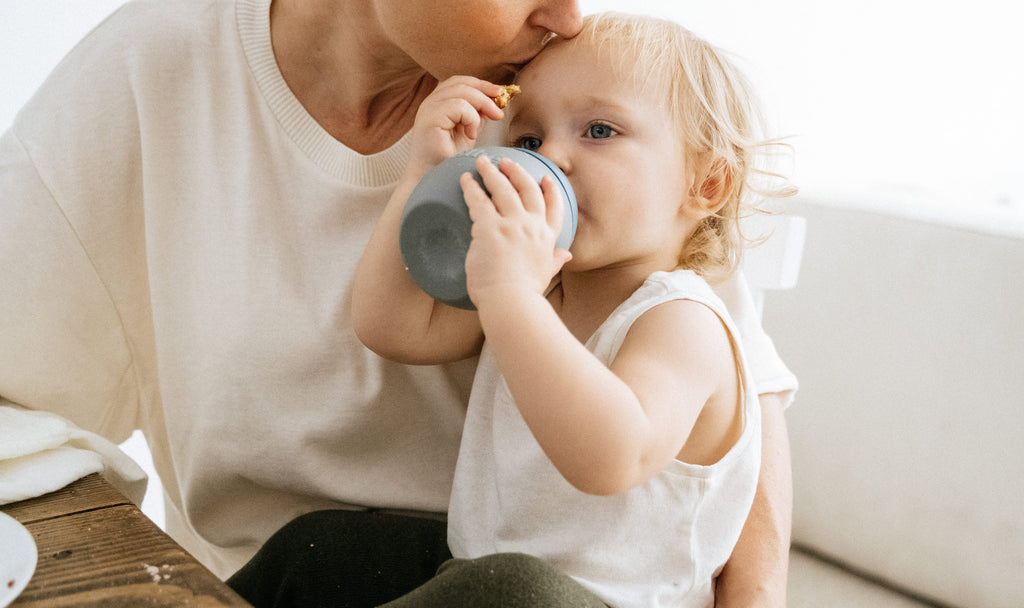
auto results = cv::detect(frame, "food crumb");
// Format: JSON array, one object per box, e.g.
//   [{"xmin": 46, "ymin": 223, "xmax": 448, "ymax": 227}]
[
  {"xmin": 143, "ymin": 563, "xmax": 172, "ymax": 583},
  {"xmin": 143, "ymin": 564, "xmax": 160, "ymax": 582},
  {"xmin": 7, "ymin": 579, "xmax": 15, "ymax": 589},
  {"xmin": 492, "ymin": 84, "xmax": 521, "ymax": 109}
]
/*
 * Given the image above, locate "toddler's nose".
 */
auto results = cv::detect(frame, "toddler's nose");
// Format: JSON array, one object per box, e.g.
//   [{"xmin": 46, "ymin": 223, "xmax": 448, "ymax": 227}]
[{"xmin": 536, "ymin": 142, "xmax": 571, "ymax": 176}]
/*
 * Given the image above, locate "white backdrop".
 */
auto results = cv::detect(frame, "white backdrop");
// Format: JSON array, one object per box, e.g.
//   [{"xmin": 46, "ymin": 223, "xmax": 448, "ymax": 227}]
[
  {"xmin": 2, "ymin": 0, "xmax": 1022, "ymax": 213},
  {"xmin": 579, "ymin": 0, "xmax": 1024, "ymax": 214}
]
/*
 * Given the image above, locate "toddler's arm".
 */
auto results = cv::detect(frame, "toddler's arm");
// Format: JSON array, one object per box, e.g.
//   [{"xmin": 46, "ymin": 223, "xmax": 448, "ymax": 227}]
[
  {"xmin": 464, "ymin": 159, "xmax": 739, "ymax": 496},
  {"xmin": 480, "ymin": 289, "xmax": 738, "ymax": 496},
  {"xmin": 351, "ymin": 77, "xmax": 506, "ymax": 365}
]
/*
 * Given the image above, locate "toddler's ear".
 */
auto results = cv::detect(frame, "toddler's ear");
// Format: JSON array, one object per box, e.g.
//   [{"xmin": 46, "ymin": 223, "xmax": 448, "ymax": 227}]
[{"xmin": 686, "ymin": 157, "xmax": 733, "ymax": 217}]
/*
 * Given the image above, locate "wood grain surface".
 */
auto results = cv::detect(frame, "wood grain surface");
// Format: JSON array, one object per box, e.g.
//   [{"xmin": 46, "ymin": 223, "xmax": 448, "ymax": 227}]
[{"xmin": 2, "ymin": 474, "xmax": 251, "ymax": 607}]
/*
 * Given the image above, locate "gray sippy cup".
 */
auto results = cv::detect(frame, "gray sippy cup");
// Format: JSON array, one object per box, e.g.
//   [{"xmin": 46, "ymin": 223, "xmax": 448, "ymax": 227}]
[{"xmin": 399, "ymin": 147, "xmax": 577, "ymax": 310}]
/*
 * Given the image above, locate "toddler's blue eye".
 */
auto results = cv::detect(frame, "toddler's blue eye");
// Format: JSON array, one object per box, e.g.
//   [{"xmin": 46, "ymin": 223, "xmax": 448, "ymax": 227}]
[
  {"xmin": 588, "ymin": 123, "xmax": 615, "ymax": 139},
  {"xmin": 515, "ymin": 136, "xmax": 543, "ymax": 151}
]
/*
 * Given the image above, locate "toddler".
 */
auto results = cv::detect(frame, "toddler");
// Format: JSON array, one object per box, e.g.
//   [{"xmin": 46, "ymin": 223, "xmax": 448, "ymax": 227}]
[{"xmin": 353, "ymin": 12, "xmax": 793, "ymax": 608}]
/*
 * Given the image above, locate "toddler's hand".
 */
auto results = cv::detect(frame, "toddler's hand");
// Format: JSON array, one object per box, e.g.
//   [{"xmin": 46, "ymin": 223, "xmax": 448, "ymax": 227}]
[
  {"xmin": 408, "ymin": 77, "xmax": 507, "ymax": 177},
  {"xmin": 462, "ymin": 156, "xmax": 572, "ymax": 307}
]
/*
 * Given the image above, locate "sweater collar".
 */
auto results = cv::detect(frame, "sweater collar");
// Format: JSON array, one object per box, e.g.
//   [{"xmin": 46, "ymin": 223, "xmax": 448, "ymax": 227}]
[{"xmin": 235, "ymin": 0, "xmax": 411, "ymax": 186}]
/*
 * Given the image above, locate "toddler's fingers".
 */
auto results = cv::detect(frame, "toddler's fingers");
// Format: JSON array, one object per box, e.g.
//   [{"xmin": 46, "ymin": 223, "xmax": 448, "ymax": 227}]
[
  {"xmin": 539, "ymin": 175, "xmax": 565, "ymax": 234},
  {"xmin": 434, "ymin": 77, "xmax": 507, "ymax": 121},
  {"xmin": 474, "ymin": 156, "xmax": 523, "ymax": 217},
  {"xmin": 498, "ymin": 157, "xmax": 546, "ymax": 216},
  {"xmin": 461, "ymin": 172, "xmax": 496, "ymax": 224},
  {"xmin": 552, "ymin": 248, "xmax": 573, "ymax": 274},
  {"xmin": 420, "ymin": 79, "xmax": 506, "ymax": 137},
  {"xmin": 445, "ymin": 99, "xmax": 483, "ymax": 141}
]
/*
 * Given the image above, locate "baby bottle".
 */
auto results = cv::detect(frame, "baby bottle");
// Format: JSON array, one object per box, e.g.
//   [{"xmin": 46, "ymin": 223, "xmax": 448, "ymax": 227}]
[{"xmin": 399, "ymin": 147, "xmax": 577, "ymax": 310}]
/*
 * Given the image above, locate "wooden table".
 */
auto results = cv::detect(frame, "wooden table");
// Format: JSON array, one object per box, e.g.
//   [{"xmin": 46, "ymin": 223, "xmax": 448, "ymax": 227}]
[{"xmin": 1, "ymin": 474, "xmax": 251, "ymax": 607}]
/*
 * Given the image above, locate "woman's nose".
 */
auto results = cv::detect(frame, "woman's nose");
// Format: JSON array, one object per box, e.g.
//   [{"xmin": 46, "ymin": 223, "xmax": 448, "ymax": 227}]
[{"xmin": 530, "ymin": 0, "xmax": 583, "ymax": 40}]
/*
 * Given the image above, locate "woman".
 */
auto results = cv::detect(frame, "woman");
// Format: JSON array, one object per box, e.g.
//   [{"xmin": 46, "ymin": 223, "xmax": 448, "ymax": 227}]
[{"xmin": 0, "ymin": 0, "xmax": 791, "ymax": 605}]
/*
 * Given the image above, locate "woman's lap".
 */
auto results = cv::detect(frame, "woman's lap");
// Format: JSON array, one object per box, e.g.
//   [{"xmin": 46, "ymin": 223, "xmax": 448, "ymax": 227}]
[
  {"xmin": 227, "ymin": 509, "xmax": 608, "ymax": 608},
  {"xmin": 227, "ymin": 509, "xmax": 452, "ymax": 608}
]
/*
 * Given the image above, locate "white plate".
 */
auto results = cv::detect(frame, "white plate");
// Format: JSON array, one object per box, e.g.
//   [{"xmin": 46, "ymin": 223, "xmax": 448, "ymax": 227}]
[{"xmin": 0, "ymin": 511, "xmax": 37, "ymax": 608}]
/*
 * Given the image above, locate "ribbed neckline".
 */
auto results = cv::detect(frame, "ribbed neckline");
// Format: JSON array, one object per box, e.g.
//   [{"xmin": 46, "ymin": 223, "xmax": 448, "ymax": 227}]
[{"xmin": 235, "ymin": 0, "xmax": 411, "ymax": 186}]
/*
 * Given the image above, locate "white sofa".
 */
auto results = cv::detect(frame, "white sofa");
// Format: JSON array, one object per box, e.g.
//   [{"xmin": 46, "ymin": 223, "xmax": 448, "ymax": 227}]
[{"xmin": 768, "ymin": 197, "xmax": 1024, "ymax": 608}]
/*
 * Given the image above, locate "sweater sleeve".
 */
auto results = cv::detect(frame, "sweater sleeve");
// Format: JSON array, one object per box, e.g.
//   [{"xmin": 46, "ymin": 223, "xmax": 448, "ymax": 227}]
[
  {"xmin": 713, "ymin": 270, "xmax": 798, "ymax": 407},
  {"xmin": 0, "ymin": 129, "xmax": 139, "ymax": 442},
  {"xmin": 0, "ymin": 1, "xmax": 160, "ymax": 441}
]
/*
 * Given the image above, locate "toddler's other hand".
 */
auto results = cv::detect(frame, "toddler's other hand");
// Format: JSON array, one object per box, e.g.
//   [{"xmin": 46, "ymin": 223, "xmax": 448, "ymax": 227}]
[{"xmin": 408, "ymin": 76, "xmax": 506, "ymax": 177}]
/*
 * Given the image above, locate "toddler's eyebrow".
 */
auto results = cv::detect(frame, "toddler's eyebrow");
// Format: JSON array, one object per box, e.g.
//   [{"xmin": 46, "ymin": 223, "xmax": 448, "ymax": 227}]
[
  {"xmin": 574, "ymin": 95, "xmax": 631, "ymax": 115},
  {"xmin": 508, "ymin": 94, "xmax": 629, "ymax": 125}
]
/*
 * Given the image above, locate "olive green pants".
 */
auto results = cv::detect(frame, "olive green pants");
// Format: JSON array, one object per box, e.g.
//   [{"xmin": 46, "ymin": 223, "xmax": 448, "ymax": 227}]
[{"xmin": 381, "ymin": 552, "xmax": 610, "ymax": 608}]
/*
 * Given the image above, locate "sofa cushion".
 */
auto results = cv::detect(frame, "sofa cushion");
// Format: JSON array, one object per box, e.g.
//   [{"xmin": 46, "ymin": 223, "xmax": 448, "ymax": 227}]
[
  {"xmin": 769, "ymin": 199, "xmax": 1024, "ymax": 608},
  {"xmin": 788, "ymin": 547, "xmax": 937, "ymax": 608}
]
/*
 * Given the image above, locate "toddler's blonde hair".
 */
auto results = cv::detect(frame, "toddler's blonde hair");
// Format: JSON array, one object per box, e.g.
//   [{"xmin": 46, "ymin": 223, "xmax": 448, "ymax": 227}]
[{"xmin": 565, "ymin": 13, "xmax": 796, "ymax": 281}]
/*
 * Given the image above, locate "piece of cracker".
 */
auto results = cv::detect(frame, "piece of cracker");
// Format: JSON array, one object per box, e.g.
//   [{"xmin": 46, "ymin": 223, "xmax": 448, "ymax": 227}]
[{"xmin": 492, "ymin": 84, "xmax": 521, "ymax": 109}]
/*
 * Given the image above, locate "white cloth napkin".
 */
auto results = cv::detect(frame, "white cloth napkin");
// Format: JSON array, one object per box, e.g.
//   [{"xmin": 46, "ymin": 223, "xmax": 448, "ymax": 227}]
[{"xmin": 0, "ymin": 405, "xmax": 147, "ymax": 506}]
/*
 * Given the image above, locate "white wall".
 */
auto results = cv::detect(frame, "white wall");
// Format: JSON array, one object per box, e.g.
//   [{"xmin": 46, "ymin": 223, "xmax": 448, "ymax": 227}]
[
  {"xmin": 578, "ymin": 0, "xmax": 1024, "ymax": 214},
  {"xmin": 765, "ymin": 198, "xmax": 1024, "ymax": 608},
  {"xmin": 120, "ymin": 430, "xmax": 166, "ymax": 529},
  {"xmin": 0, "ymin": 1, "xmax": 127, "ymax": 128},
  {"xmin": 4, "ymin": 1, "xmax": 1023, "ymax": 213}
]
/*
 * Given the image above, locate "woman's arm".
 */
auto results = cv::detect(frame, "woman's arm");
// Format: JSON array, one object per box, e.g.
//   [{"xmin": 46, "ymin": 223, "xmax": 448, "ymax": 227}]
[
  {"xmin": 351, "ymin": 77, "xmax": 508, "ymax": 365},
  {"xmin": 709, "ymin": 259, "xmax": 796, "ymax": 605},
  {"xmin": 715, "ymin": 392, "xmax": 793, "ymax": 608},
  {"xmin": 0, "ymin": 130, "xmax": 142, "ymax": 442}
]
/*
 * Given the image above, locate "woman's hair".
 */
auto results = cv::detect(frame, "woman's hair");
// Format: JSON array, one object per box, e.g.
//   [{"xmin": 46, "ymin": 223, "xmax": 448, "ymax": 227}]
[{"xmin": 568, "ymin": 13, "xmax": 796, "ymax": 282}]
